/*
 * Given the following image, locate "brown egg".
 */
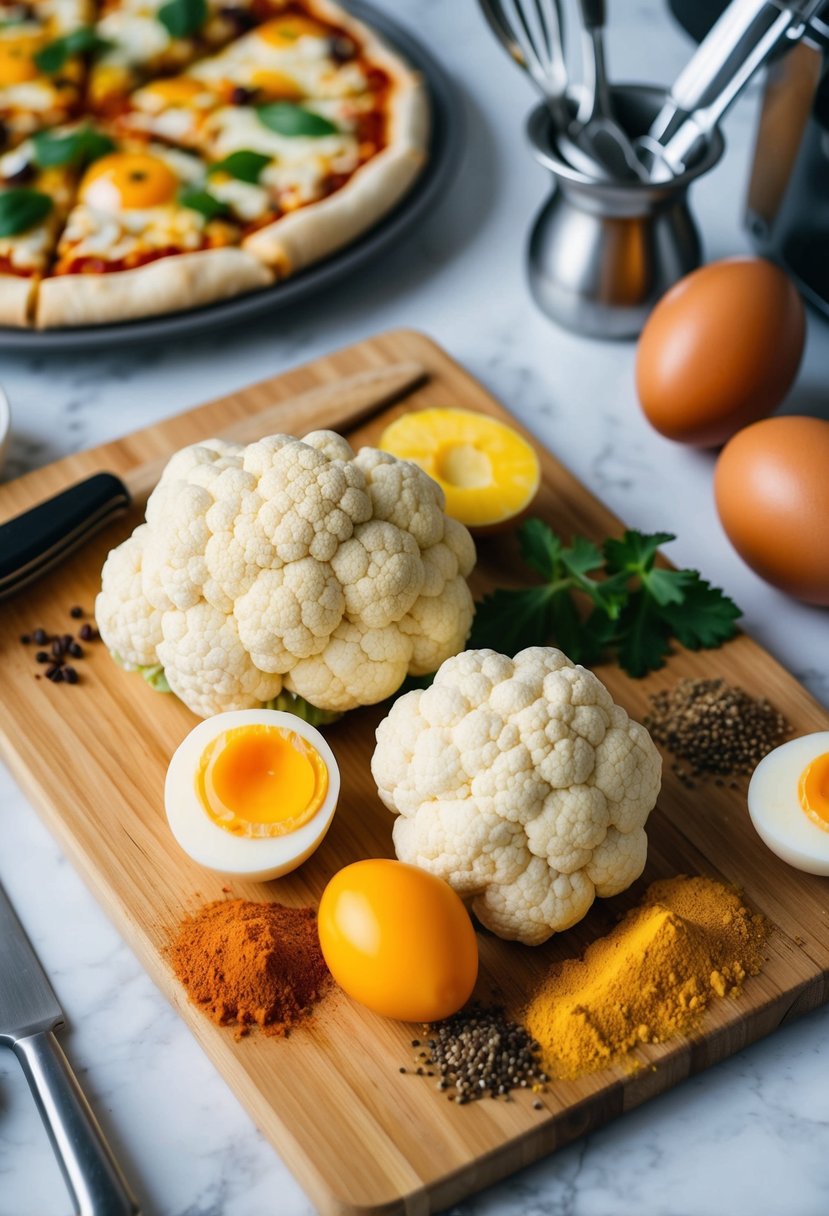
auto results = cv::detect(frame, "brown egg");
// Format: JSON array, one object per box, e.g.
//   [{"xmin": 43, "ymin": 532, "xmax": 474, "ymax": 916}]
[
  {"xmin": 714, "ymin": 416, "xmax": 829, "ymax": 605},
  {"xmin": 636, "ymin": 257, "xmax": 805, "ymax": 447}
]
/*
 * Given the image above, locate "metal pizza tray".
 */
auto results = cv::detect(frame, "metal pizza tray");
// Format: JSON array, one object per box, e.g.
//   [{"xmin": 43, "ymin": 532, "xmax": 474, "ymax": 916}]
[{"xmin": 0, "ymin": 2, "xmax": 461, "ymax": 351}]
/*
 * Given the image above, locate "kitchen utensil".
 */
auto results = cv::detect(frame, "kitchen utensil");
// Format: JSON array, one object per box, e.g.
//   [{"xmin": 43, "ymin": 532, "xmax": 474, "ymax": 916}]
[
  {"xmin": 639, "ymin": 0, "xmax": 827, "ymax": 181},
  {"xmin": 479, "ymin": 0, "xmax": 623, "ymax": 179},
  {"xmin": 526, "ymin": 86, "xmax": 724, "ymax": 337},
  {"xmin": 1, "ymin": 330, "xmax": 828, "ymax": 1215},
  {"xmin": 0, "ymin": 1, "xmax": 460, "ymax": 354},
  {"xmin": 0, "ymin": 881, "xmax": 140, "ymax": 1216},
  {"xmin": 0, "ymin": 361, "xmax": 427, "ymax": 599},
  {"xmin": 571, "ymin": 0, "xmax": 649, "ymax": 181}
]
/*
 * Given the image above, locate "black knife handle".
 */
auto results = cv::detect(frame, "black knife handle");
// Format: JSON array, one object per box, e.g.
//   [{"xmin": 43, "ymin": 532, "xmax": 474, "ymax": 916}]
[
  {"xmin": 0, "ymin": 473, "xmax": 131, "ymax": 600},
  {"xmin": 14, "ymin": 1030, "xmax": 142, "ymax": 1216}
]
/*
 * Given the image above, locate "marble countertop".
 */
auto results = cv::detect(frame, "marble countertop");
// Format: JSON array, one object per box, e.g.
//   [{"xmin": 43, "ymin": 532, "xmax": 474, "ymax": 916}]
[{"xmin": 2, "ymin": 2, "xmax": 828, "ymax": 1214}]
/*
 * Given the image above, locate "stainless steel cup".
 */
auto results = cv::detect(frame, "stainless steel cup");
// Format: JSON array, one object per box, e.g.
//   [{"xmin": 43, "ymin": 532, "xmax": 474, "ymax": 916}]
[{"xmin": 526, "ymin": 85, "xmax": 725, "ymax": 338}]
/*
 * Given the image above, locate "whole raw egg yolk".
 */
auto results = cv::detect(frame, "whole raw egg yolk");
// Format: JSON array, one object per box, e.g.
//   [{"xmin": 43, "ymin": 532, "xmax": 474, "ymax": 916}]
[
  {"xmin": 256, "ymin": 15, "xmax": 326, "ymax": 46},
  {"xmin": 799, "ymin": 752, "xmax": 829, "ymax": 831},
  {"xmin": 80, "ymin": 153, "xmax": 178, "ymax": 211},
  {"xmin": 0, "ymin": 34, "xmax": 41, "ymax": 85},
  {"xmin": 196, "ymin": 723, "xmax": 328, "ymax": 838},
  {"xmin": 318, "ymin": 859, "xmax": 479, "ymax": 1022}
]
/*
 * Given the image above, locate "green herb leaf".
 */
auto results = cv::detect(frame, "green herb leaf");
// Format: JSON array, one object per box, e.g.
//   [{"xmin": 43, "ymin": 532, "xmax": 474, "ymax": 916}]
[
  {"xmin": 35, "ymin": 26, "xmax": 112, "ymax": 73},
  {"xmin": 660, "ymin": 573, "xmax": 742, "ymax": 650},
  {"xmin": 519, "ymin": 516, "xmax": 562, "ymax": 581},
  {"xmin": 207, "ymin": 149, "xmax": 270, "ymax": 184},
  {"xmin": 32, "ymin": 125, "xmax": 115, "ymax": 169},
  {"xmin": 615, "ymin": 594, "xmax": 671, "ymax": 678},
  {"xmin": 0, "ymin": 188, "xmax": 52, "ymax": 237},
  {"xmin": 179, "ymin": 185, "xmax": 229, "ymax": 219},
  {"xmin": 468, "ymin": 518, "xmax": 742, "ymax": 678},
  {"xmin": 256, "ymin": 102, "xmax": 339, "ymax": 138},
  {"xmin": 158, "ymin": 0, "xmax": 207, "ymax": 39},
  {"xmin": 468, "ymin": 585, "xmax": 556, "ymax": 656}
]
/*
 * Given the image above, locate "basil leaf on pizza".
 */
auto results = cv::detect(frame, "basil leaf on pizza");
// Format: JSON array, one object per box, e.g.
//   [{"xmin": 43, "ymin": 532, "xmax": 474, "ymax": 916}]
[
  {"xmin": 256, "ymin": 103, "xmax": 339, "ymax": 138},
  {"xmin": 35, "ymin": 26, "xmax": 112, "ymax": 73},
  {"xmin": 208, "ymin": 151, "xmax": 270, "ymax": 184},
  {"xmin": 179, "ymin": 186, "xmax": 230, "ymax": 219},
  {"xmin": 33, "ymin": 127, "xmax": 116, "ymax": 170},
  {"xmin": 158, "ymin": 0, "xmax": 208, "ymax": 39},
  {"xmin": 0, "ymin": 189, "xmax": 53, "ymax": 237}
]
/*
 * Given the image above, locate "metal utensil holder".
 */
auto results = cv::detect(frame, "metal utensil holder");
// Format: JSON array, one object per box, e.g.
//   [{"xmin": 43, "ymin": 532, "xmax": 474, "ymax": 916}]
[{"xmin": 526, "ymin": 85, "xmax": 725, "ymax": 338}]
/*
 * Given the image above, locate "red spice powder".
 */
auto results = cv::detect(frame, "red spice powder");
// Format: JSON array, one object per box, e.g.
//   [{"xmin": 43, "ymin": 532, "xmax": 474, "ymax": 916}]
[{"xmin": 169, "ymin": 899, "xmax": 330, "ymax": 1038}]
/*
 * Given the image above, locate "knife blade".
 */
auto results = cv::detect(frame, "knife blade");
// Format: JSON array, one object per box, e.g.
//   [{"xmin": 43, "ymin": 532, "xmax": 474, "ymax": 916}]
[
  {"xmin": 0, "ymin": 359, "xmax": 427, "ymax": 600},
  {"xmin": 0, "ymin": 880, "xmax": 141, "ymax": 1215}
]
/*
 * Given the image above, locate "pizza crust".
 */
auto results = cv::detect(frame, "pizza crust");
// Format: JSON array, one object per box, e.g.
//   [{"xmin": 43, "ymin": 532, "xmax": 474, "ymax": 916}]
[
  {"xmin": 242, "ymin": 0, "xmax": 430, "ymax": 275},
  {"xmin": 0, "ymin": 275, "xmax": 37, "ymax": 328},
  {"xmin": 36, "ymin": 248, "xmax": 274, "ymax": 328}
]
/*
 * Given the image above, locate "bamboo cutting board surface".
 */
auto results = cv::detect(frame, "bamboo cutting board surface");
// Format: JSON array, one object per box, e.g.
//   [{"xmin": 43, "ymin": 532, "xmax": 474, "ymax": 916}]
[{"xmin": 1, "ymin": 329, "xmax": 829, "ymax": 1216}]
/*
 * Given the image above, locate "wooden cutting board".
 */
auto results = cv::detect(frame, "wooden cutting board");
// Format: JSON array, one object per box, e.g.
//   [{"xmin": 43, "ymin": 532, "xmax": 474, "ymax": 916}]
[{"xmin": 1, "ymin": 329, "xmax": 828, "ymax": 1216}]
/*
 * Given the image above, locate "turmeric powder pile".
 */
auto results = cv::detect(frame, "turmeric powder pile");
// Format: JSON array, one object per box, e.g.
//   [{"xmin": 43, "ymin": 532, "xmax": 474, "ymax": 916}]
[{"xmin": 524, "ymin": 875, "xmax": 767, "ymax": 1079}]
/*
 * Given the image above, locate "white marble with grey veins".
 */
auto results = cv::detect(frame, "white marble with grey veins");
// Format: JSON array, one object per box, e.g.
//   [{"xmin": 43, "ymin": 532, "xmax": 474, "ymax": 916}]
[{"xmin": 1, "ymin": 2, "xmax": 828, "ymax": 1213}]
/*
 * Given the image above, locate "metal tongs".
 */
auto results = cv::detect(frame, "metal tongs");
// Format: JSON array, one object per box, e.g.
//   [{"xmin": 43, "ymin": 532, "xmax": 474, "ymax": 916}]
[{"xmin": 639, "ymin": 0, "xmax": 828, "ymax": 181}]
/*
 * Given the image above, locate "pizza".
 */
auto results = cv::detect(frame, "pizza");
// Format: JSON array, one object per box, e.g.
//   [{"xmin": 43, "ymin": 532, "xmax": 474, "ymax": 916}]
[{"xmin": 0, "ymin": 0, "xmax": 428, "ymax": 327}]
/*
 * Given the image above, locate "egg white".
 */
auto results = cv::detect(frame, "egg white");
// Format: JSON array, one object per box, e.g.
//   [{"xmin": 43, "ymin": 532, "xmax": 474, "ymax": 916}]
[
  {"xmin": 747, "ymin": 731, "xmax": 829, "ymax": 874},
  {"xmin": 164, "ymin": 708, "xmax": 340, "ymax": 881}
]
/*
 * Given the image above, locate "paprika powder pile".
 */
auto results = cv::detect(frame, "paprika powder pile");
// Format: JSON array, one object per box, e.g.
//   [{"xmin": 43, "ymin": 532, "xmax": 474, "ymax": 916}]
[{"xmin": 170, "ymin": 899, "xmax": 330, "ymax": 1038}]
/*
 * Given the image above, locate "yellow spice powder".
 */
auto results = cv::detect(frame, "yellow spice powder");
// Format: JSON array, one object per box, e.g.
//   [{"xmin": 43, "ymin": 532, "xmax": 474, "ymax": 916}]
[{"xmin": 524, "ymin": 875, "xmax": 767, "ymax": 1080}]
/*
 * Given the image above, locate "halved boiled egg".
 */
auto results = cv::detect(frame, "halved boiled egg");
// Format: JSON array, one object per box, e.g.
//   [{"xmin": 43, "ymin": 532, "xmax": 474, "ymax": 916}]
[
  {"xmin": 255, "ymin": 15, "xmax": 328, "ymax": 48},
  {"xmin": 165, "ymin": 709, "xmax": 340, "ymax": 881},
  {"xmin": 80, "ymin": 152, "xmax": 179, "ymax": 211},
  {"xmin": 748, "ymin": 732, "xmax": 829, "ymax": 874}
]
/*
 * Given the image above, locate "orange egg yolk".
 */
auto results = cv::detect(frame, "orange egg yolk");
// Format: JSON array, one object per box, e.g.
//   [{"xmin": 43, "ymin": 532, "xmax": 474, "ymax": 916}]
[
  {"xmin": 196, "ymin": 724, "xmax": 328, "ymax": 838},
  {"xmin": 249, "ymin": 67, "xmax": 303, "ymax": 99},
  {"xmin": 80, "ymin": 153, "xmax": 178, "ymax": 211},
  {"xmin": 799, "ymin": 751, "xmax": 829, "ymax": 831},
  {"xmin": 143, "ymin": 76, "xmax": 206, "ymax": 105},
  {"xmin": 256, "ymin": 15, "xmax": 327, "ymax": 46},
  {"xmin": 0, "ymin": 34, "xmax": 41, "ymax": 85}
]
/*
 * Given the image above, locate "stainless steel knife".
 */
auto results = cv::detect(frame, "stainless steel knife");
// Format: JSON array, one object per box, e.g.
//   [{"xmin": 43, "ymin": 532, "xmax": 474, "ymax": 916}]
[{"xmin": 0, "ymin": 880, "xmax": 141, "ymax": 1216}]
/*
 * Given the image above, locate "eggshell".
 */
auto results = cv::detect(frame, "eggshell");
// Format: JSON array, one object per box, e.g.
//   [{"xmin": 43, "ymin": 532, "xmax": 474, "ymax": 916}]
[
  {"xmin": 714, "ymin": 416, "xmax": 829, "ymax": 605},
  {"xmin": 636, "ymin": 257, "xmax": 805, "ymax": 447}
]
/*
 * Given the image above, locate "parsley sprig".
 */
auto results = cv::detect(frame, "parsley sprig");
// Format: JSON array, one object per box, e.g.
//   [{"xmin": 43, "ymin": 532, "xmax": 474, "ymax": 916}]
[{"xmin": 468, "ymin": 518, "xmax": 742, "ymax": 677}]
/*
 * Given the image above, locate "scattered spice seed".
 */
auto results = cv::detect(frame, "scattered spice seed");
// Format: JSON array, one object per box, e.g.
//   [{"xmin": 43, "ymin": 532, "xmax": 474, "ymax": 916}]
[
  {"xmin": 35, "ymin": 651, "xmax": 50, "ymax": 663},
  {"xmin": 645, "ymin": 677, "xmax": 790, "ymax": 781},
  {"xmin": 20, "ymin": 633, "xmax": 30, "ymax": 645},
  {"xmin": 69, "ymin": 606, "xmax": 83, "ymax": 618},
  {"xmin": 79, "ymin": 623, "xmax": 96, "ymax": 642},
  {"xmin": 401, "ymin": 1006, "xmax": 546, "ymax": 1104},
  {"xmin": 46, "ymin": 667, "xmax": 63, "ymax": 683},
  {"xmin": 51, "ymin": 638, "xmax": 64, "ymax": 659},
  {"xmin": 63, "ymin": 667, "xmax": 78, "ymax": 684},
  {"xmin": 19, "ymin": 611, "xmax": 98, "ymax": 686},
  {"xmin": 67, "ymin": 642, "xmax": 83, "ymax": 659},
  {"xmin": 33, "ymin": 628, "xmax": 47, "ymax": 645}
]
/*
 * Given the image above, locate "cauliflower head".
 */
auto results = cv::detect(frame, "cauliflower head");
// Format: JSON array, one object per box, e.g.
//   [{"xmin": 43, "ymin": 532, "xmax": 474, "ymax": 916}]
[
  {"xmin": 371, "ymin": 647, "xmax": 661, "ymax": 945},
  {"xmin": 96, "ymin": 431, "xmax": 476, "ymax": 718}
]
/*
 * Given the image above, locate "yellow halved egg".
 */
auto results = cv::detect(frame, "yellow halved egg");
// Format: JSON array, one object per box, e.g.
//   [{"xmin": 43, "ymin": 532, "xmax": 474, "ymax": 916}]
[
  {"xmin": 747, "ymin": 732, "xmax": 829, "ymax": 874},
  {"xmin": 165, "ymin": 709, "xmax": 340, "ymax": 881},
  {"xmin": 0, "ymin": 33, "xmax": 42, "ymax": 86},
  {"xmin": 80, "ymin": 152, "xmax": 179, "ymax": 212},
  {"xmin": 249, "ymin": 67, "xmax": 303, "ymax": 99},
  {"xmin": 378, "ymin": 408, "xmax": 541, "ymax": 532}
]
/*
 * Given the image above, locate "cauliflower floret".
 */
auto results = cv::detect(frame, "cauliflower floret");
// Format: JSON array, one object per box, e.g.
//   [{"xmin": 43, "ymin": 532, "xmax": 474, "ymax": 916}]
[
  {"xmin": 371, "ymin": 647, "xmax": 662, "ymax": 945},
  {"xmin": 96, "ymin": 433, "xmax": 476, "ymax": 718}
]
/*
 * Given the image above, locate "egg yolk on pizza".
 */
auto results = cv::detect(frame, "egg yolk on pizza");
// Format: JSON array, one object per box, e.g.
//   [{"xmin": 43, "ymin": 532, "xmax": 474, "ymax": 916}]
[
  {"xmin": 80, "ymin": 153, "xmax": 179, "ymax": 211},
  {"xmin": 249, "ymin": 67, "xmax": 304, "ymax": 98},
  {"xmin": 256, "ymin": 15, "xmax": 328, "ymax": 47},
  {"xmin": 0, "ymin": 33, "xmax": 42, "ymax": 86},
  {"xmin": 141, "ymin": 76, "xmax": 207, "ymax": 105}
]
